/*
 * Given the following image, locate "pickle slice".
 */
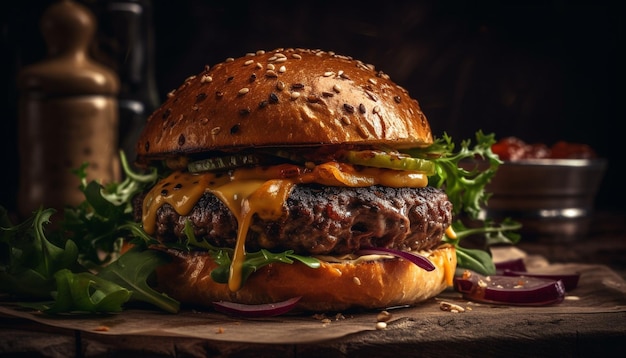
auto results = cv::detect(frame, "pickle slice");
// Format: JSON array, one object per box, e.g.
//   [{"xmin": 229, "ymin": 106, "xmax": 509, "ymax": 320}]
[
  {"xmin": 343, "ymin": 150, "xmax": 435, "ymax": 174},
  {"xmin": 188, "ymin": 154, "xmax": 261, "ymax": 173}
]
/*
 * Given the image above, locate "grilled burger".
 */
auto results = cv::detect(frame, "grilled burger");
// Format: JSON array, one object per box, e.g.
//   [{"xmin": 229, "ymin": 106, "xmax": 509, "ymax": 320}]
[{"xmin": 133, "ymin": 48, "xmax": 457, "ymax": 312}]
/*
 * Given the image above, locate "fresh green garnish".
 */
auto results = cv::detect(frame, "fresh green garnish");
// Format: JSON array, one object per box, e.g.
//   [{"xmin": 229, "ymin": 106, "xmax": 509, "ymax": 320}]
[
  {"xmin": 182, "ymin": 221, "xmax": 320, "ymax": 288},
  {"xmin": 0, "ymin": 151, "xmax": 177, "ymax": 314},
  {"xmin": 444, "ymin": 218, "xmax": 522, "ymax": 275},
  {"xmin": 403, "ymin": 130, "xmax": 501, "ymax": 219},
  {"xmin": 405, "ymin": 130, "xmax": 520, "ymax": 275},
  {"xmin": 0, "ymin": 207, "xmax": 78, "ymax": 299}
]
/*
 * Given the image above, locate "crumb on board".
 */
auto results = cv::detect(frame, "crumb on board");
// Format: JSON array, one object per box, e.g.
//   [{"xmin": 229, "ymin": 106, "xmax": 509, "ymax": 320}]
[{"xmin": 439, "ymin": 301, "xmax": 466, "ymax": 313}]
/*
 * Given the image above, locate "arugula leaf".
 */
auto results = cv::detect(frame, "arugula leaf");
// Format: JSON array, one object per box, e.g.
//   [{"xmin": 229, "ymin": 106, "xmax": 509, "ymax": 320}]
[
  {"xmin": 405, "ymin": 131, "xmax": 522, "ymax": 275},
  {"xmin": 97, "ymin": 248, "xmax": 180, "ymax": 313},
  {"xmin": 0, "ymin": 207, "xmax": 79, "ymax": 299},
  {"xmin": 181, "ymin": 220, "xmax": 320, "ymax": 286},
  {"xmin": 444, "ymin": 218, "xmax": 522, "ymax": 275},
  {"xmin": 0, "ymin": 151, "xmax": 172, "ymax": 314},
  {"xmin": 60, "ymin": 151, "xmax": 157, "ymax": 269},
  {"xmin": 404, "ymin": 130, "xmax": 501, "ymax": 219},
  {"xmin": 45, "ymin": 269, "xmax": 132, "ymax": 314}
]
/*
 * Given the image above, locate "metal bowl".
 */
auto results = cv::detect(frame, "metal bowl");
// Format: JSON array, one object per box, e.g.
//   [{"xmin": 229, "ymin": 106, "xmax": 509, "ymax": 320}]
[{"xmin": 483, "ymin": 158, "xmax": 607, "ymax": 240}]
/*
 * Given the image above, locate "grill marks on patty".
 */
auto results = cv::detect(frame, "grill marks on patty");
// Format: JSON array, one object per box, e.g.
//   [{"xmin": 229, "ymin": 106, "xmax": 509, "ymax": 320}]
[{"xmin": 136, "ymin": 185, "xmax": 452, "ymax": 256}]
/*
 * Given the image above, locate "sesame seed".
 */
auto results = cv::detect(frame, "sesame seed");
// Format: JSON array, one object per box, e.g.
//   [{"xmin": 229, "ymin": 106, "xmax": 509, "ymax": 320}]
[
  {"xmin": 200, "ymin": 117, "xmax": 209, "ymax": 124},
  {"xmin": 393, "ymin": 96, "xmax": 401, "ymax": 103},
  {"xmin": 167, "ymin": 90, "xmax": 175, "ymax": 98},
  {"xmin": 178, "ymin": 134, "xmax": 185, "ymax": 146},
  {"xmin": 333, "ymin": 84, "xmax": 341, "ymax": 93},
  {"xmin": 291, "ymin": 83, "xmax": 305, "ymax": 90},
  {"xmin": 275, "ymin": 53, "xmax": 286, "ymax": 58},
  {"xmin": 274, "ymin": 57, "xmax": 287, "ymax": 63},
  {"xmin": 340, "ymin": 72, "xmax": 351, "ymax": 80},
  {"xmin": 307, "ymin": 94, "xmax": 319, "ymax": 103},
  {"xmin": 279, "ymin": 65, "xmax": 286, "ymax": 73},
  {"xmin": 373, "ymin": 105, "xmax": 381, "ymax": 114},
  {"xmin": 268, "ymin": 56, "xmax": 277, "ymax": 62},
  {"xmin": 343, "ymin": 103, "xmax": 355, "ymax": 114},
  {"xmin": 323, "ymin": 71, "xmax": 335, "ymax": 77},
  {"xmin": 365, "ymin": 90, "xmax": 379, "ymax": 102},
  {"xmin": 368, "ymin": 78, "xmax": 377, "ymax": 85},
  {"xmin": 276, "ymin": 81, "xmax": 286, "ymax": 91},
  {"xmin": 267, "ymin": 63, "xmax": 276, "ymax": 70},
  {"xmin": 359, "ymin": 103, "xmax": 366, "ymax": 114},
  {"xmin": 196, "ymin": 92, "xmax": 207, "ymax": 102},
  {"xmin": 338, "ymin": 70, "xmax": 344, "ymax": 76},
  {"xmin": 357, "ymin": 124, "xmax": 369, "ymax": 137},
  {"xmin": 244, "ymin": 59, "xmax": 254, "ymax": 66},
  {"xmin": 225, "ymin": 57, "xmax": 234, "ymax": 62},
  {"xmin": 239, "ymin": 107, "xmax": 251, "ymax": 115},
  {"xmin": 375, "ymin": 322, "xmax": 387, "ymax": 330},
  {"xmin": 292, "ymin": 53, "xmax": 302, "ymax": 59},
  {"xmin": 352, "ymin": 277, "xmax": 361, "ymax": 285},
  {"xmin": 290, "ymin": 92, "xmax": 301, "ymax": 100},
  {"xmin": 201, "ymin": 74, "xmax": 213, "ymax": 83},
  {"xmin": 249, "ymin": 73, "xmax": 257, "ymax": 82},
  {"xmin": 341, "ymin": 116, "xmax": 351, "ymax": 125},
  {"xmin": 162, "ymin": 108, "xmax": 171, "ymax": 120},
  {"xmin": 211, "ymin": 126, "xmax": 221, "ymax": 135},
  {"xmin": 259, "ymin": 100, "xmax": 268, "ymax": 108},
  {"xmin": 322, "ymin": 91, "xmax": 334, "ymax": 97},
  {"xmin": 245, "ymin": 52, "xmax": 255, "ymax": 57},
  {"xmin": 269, "ymin": 92, "xmax": 279, "ymax": 103},
  {"xmin": 238, "ymin": 88, "xmax": 250, "ymax": 95},
  {"xmin": 255, "ymin": 62, "xmax": 263, "ymax": 69},
  {"xmin": 265, "ymin": 70, "xmax": 278, "ymax": 78},
  {"xmin": 256, "ymin": 50, "xmax": 265, "ymax": 55},
  {"xmin": 230, "ymin": 124, "xmax": 240, "ymax": 134}
]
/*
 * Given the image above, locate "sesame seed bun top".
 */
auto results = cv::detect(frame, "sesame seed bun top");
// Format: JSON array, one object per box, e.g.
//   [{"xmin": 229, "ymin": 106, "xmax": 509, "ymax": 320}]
[{"xmin": 135, "ymin": 48, "xmax": 433, "ymax": 164}]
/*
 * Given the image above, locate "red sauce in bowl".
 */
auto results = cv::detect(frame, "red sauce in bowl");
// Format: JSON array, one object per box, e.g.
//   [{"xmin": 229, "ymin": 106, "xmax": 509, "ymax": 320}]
[{"xmin": 492, "ymin": 137, "xmax": 597, "ymax": 161}]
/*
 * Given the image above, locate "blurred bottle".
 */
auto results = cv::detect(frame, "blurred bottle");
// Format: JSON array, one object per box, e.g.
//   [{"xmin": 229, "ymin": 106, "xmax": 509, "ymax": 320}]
[
  {"xmin": 88, "ymin": 0, "xmax": 159, "ymax": 164},
  {"xmin": 16, "ymin": 0, "xmax": 120, "ymax": 220}
]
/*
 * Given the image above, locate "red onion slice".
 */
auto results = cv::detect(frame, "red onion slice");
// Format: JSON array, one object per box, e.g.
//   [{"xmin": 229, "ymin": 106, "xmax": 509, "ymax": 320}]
[
  {"xmin": 357, "ymin": 247, "xmax": 436, "ymax": 271},
  {"xmin": 502, "ymin": 270, "xmax": 580, "ymax": 291},
  {"xmin": 212, "ymin": 296, "xmax": 301, "ymax": 318},
  {"xmin": 454, "ymin": 270, "xmax": 566, "ymax": 306},
  {"xmin": 494, "ymin": 258, "xmax": 527, "ymax": 273}
]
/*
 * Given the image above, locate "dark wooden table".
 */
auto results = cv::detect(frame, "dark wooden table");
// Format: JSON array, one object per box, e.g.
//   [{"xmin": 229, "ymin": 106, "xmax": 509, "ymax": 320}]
[{"xmin": 1, "ymin": 211, "xmax": 625, "ymax": 358}]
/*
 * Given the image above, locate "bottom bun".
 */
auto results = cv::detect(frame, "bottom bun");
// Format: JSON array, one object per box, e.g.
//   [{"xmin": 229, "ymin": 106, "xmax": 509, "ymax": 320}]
[{"xmin": 154, "ymin": 245, "xmax": 456, "ymax": 312}]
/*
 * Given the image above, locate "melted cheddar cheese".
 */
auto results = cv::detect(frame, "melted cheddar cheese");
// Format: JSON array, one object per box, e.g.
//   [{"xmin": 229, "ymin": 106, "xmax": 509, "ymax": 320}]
[{"xmin": 142, "ymin": 162, "xmax": 430, "ymax": 291}]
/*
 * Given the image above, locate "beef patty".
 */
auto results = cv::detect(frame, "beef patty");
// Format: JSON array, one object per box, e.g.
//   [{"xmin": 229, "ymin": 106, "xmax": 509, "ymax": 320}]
[{"xmin": 134, "ymin": 185, "xmax": 452, "ymax": 256}]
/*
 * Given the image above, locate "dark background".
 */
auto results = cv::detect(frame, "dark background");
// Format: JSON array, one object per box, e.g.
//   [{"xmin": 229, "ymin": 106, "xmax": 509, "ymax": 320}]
[{"xmin": 1, "ymin": 0, "xmax": 624, "ymax": 214}]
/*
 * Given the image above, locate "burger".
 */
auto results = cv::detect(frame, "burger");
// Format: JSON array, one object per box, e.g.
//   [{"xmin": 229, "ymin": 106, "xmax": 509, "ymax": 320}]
[{"xmin": 133, "ymin": 48, "xmax": 458, "ymax": 312}]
